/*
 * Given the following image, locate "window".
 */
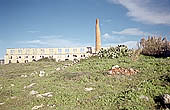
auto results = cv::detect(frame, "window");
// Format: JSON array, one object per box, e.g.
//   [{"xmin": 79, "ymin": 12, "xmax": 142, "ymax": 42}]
[
  {"xmin": 18, "ymin": 49, "xmax": 22, "ymax": 54},
  {"xmin": 26, "ymin": 49, "xmax": 30, "ymax": 54},
  {"xmin": 73, "ymin": 49, "xmax": 77, "ymax": 53},
  {"xmin": 65, "ymin": 49, "xmax": 69, "ymax": 53},
  {"xmin": 9, "ymin": 60, "xmax": 11, "ymax": 63},
  {"xmin": 25, "ymin": 56, "xmax": 28, "ymax": 58},
  {"xmin": 41, "ymin": 49, "xmax": 45, "ymax": 54},
  {"xmin": 10, "ymin": 50, "xmax": 14, "ymax": 54},
  {"xmin": 58, "ymin": 49, "xmax": 62, "ymax": 53},
  {"xmin": 10, "ymin": 56, "xmax": 12, "ymax": 59},
  {"xmin": 32, "ymin": 56, "xmax": 34, "ymax": 58},
  {"xmin": 87, "ymin": 47, "xmax": 92, "ymax": 53},
  {"xmin": 80, "ymin": 48, "xmax": 85, "ymax": 52},
  {"xmin": 49, "ymin": 49, "xmax": 54, "ymax": 54},
  {"xmin": 33, "ymin": 49, "xmax": 37, "ymax": 54},
  {"xmin": 19, "ymin": 56, "xmax": 21, "ymax": 58},
  {"xmin": 17, "ymin": 60, "xmax": 19, "ymax": 63}
]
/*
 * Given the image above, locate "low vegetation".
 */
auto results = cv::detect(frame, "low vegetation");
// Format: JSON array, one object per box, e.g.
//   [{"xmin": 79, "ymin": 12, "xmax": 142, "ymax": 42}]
[
  {"xmin": 0, "ymin": 54, "xmax": 170, "ymax": 110},
  {"xmin": 98, "ymin": 45, "xmax": 133, "ymax": 59}
]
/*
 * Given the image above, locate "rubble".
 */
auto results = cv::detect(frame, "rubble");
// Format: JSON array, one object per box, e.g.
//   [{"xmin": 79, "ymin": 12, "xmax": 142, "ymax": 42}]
[
  {"xmin": 36, "ymin": 92, "xmax": 53, "ymax": 98},
  {"xmin": 24, "ymin": 83, "xmax": 36, "ymax": 89},
  {"xmin": 139, "ymin": 95, "xmax": 149, "ymax": 101},
  {"xmin": 32, "ymin": 104, "xmax": 44, "ymax": 110},
  {"xmin": 108, "ymin": 65, "xmax": 139, "ymax": 75},
  {"xmin": 29, "ymin": 90, "xmax": 39, "ymax": 95},
  {"xmin": 21, "ymin": 74, "xmax": 28, "ymax": 78},
  {"xmin": 84, "ymin": 87, "xmax": 94, "ymax": 91}
]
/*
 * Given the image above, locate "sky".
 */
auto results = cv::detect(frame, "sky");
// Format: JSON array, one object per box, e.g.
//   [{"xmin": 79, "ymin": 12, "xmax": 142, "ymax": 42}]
[{"xmin": 0, "ymin": 0, "xmax": 170, "ymax": 59}]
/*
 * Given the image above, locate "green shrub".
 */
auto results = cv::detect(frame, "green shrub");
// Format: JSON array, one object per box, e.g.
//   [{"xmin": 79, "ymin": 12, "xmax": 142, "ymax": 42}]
[
  {"xmin": 139, "ymin": 36, "xmax": 170, "ymax": 57},
  {"xmin": 97, "ymin": 45, "xmax": 133, "ymax": 59}
]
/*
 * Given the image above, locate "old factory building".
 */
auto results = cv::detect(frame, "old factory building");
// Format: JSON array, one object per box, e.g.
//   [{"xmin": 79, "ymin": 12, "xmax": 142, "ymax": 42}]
[{"xmin": 4, "ymin": 19, "xmax": 101, "ymax": 64}]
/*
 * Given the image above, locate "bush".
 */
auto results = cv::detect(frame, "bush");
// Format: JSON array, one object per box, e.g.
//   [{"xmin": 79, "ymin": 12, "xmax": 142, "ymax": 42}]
[
  {"xmin": 97, "ymin": 45, "xmax": 133, "ymax": 59},
  {"xmin": 139, "ymin": 36, "xmax": 170, "ymax": 57},
  {"xmin": 37, "ymin": 57, "xmax": 56, "ymax": 62}
]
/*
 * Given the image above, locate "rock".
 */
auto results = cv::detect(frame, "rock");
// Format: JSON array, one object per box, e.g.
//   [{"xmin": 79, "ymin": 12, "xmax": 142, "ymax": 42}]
[
  {"xmin": 107, "ymin": 66, "xmax": 139, "ymax": 76},
  {"xmin": 11, "ymin": 96, "xmax": 17, "ymax": 99},
  {"xmin": 139, "ymin": 95, "xmax": 149, "ymax": 101},
  {"xmin": 47, "ymin": 104, "xmax": 56, "ymax": 108},
  {"xmin": 163, "ymin": 94, "xmax": 170, "ymax": 104},
  {"xmin": 24, "ymin": 83, "xmax": 36, "ymax": 89},
  {"xmin": 36, "ymin": 92, "xmax": 53, "ymax": 98},
  {"xmin": 84, "ymin": 87, "xmax": 94, "ymax": 91},
  {"xmin": 55, "ymin": 67, "xmax": 61, "ymax": 71},
  {"xmin": 39, "ymin": 71, "xmax": 45, "ymax": 77},
  {"xmin": 32, "ymin": 104, "xmax": 44, "ymax": 110},
  {"xmin": 0, "ymin": 85, "xmax": 2, "ymax": 89},
  {"xmin": 129, "ymin": 68, "xmax": 135, "ymax": 72},
  {"xmin": 108, "ymin": 70, "xmax": 113, "ymax": 75},
  {"xmin": 31, "ymin": 73, "xmax": 35, "ymax": 76},
  {"xmin": 21, "ymin": 74, "xmax": 28, "ymax": 78},
  {"xmin": 30, "ymin": 90, "xmax": 39, "ymax": 95},
  {"xmin": 11, "ymin": 84, "xmax": 15, "ymax": 87},
  {"xmin": 112, "ymin": 65, "xmax": 119, "ymax": 69},
  {"xmin": 0, "ymin": 102, "xmax": 4, "ymax": 105}
]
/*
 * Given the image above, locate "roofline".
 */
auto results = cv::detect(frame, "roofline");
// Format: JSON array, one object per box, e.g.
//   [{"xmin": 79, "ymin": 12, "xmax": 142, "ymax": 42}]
[{"xmin": 6, "ymin": 47, "xmax": 95, "ymax": 49}]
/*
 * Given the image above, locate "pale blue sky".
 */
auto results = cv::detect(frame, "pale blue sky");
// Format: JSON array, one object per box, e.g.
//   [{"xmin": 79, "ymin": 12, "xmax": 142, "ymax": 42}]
[{"xmin": 0, "ymin": 0, "xmax": 170, "ymax": 58}]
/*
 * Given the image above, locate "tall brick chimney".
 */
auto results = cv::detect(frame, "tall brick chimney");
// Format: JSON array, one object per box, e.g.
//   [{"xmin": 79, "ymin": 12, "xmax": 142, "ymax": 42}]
[{"xmin": 95, "ymin": 18, "xmax": 101, "ymax": 53}]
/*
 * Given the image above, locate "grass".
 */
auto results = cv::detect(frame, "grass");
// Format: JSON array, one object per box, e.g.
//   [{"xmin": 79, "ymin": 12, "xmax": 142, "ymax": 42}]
[{"xmin": 0, "ymin": 55, "xmax": 170, "ymax": 110}]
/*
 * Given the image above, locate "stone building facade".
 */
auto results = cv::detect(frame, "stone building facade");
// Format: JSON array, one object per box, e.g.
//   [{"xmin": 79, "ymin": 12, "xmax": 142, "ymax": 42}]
[{"xmin": 4, "ymin": 47, "xmax": 95, "ymax": 64}]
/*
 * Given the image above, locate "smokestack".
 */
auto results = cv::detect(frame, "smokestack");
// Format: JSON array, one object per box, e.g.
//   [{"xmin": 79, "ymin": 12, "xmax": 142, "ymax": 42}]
[{"xmin": 95, "ymin": 18, "xmax": 101, "ymax": 53}]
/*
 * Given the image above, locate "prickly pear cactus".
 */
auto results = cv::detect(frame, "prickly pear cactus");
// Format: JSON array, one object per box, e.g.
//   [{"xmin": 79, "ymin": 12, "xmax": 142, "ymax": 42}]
[{"xmin": 98, "ymin": 45, "xmax": 133, "ymax": 58}]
